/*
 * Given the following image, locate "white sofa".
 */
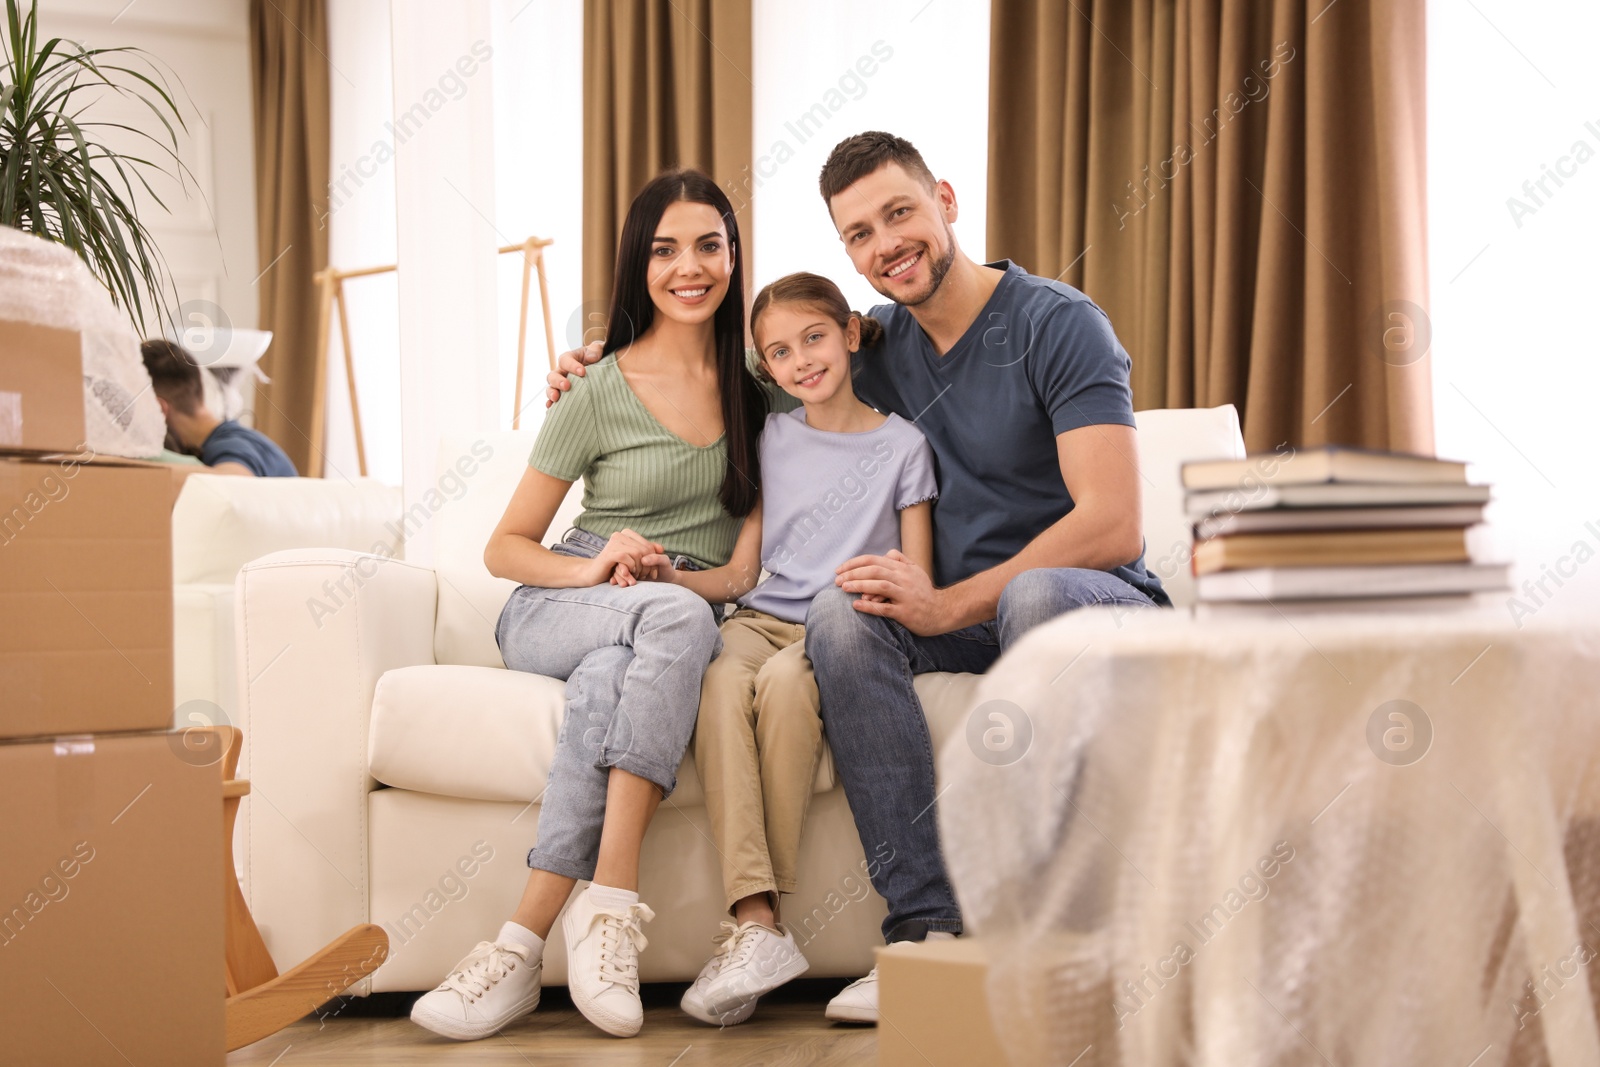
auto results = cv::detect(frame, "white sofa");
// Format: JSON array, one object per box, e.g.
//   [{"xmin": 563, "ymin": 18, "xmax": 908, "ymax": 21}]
[
  {"xmin": 233, "ymin": 408, "xmax": 1244, "ymax": 993},
  {"xmin": 173, "ymin": 473, "xmax": 403, "ymax": 730}
]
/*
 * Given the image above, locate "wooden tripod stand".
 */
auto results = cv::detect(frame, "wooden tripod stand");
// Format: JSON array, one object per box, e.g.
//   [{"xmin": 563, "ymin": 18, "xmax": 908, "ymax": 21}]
[
  {"xmin": 309, "ymin": 236, "xmax": 557, "ymax": 477},
  {"xmin": 208, "ymin": 726, "xmax": 389, "ymax": 1052}
]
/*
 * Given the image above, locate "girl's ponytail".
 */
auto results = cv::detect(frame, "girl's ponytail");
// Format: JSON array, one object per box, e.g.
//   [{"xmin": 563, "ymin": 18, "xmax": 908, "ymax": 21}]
[{"xmin": 854, "ymin": 313, "xmax": 884, "ymax": 348}]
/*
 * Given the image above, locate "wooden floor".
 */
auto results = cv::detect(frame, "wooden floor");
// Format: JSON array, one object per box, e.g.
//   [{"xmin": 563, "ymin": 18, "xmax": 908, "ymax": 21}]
[{"xmin": 227, "ymin": 981, "xmax": 879, "ymax": 1066}]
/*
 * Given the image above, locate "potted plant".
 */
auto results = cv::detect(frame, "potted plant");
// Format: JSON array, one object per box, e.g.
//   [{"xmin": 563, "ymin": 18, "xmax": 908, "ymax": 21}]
[{"xmin": 0, "ymin": 0, "xmax": 197, "ymax": 332}]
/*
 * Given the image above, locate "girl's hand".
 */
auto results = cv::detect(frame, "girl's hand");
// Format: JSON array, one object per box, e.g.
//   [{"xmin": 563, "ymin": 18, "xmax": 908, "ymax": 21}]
[
  {"xmin": 587, "ymin": 529, "xmax": 662, "ymax": 586},
  {"xmin": 636, "ymin": 552, "xmax": 681, "ymax": 584}
]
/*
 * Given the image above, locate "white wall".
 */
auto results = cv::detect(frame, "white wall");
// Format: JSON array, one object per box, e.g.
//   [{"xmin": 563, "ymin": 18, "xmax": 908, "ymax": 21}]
[
  {"xmin": 37, "ymin": 0, "xmax": 259, "ymax": 374},
  {"xmin": 751, "ymin": 0, "xmax": 991, "ymax": 311},
  {"xmin": 1428, "ymin": 0, "xmax": 1600, "ymax": 622}
]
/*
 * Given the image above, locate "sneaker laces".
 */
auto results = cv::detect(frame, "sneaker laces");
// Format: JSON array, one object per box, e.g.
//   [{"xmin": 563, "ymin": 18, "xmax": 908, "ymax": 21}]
[
  {"xmin": 713, "ymin": 920, "xmax": 769, "ymax": 972},
  {"xmin": 440, "ymin": 940, "xmax": 529, "ymax": 1001},
  {"xmin": 592, "ymin": 902, "xmax": 656, "ymax": 991},
  {"xmin": 700, "ymin": 920, "xmax": 744, "ymax": 982}
]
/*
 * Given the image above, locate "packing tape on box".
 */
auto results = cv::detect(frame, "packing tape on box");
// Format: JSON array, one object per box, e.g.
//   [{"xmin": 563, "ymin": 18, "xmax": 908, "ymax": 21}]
[
  {"xmin": 0, "ymin": 391, "xmax": 20, "ymax": 447},
  {"xmin": 53, "ymin": 736, "xmax": 96, "ymax": 833}
]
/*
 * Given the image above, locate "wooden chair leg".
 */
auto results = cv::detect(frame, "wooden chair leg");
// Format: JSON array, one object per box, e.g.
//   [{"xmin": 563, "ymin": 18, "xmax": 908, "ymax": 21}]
[
  {"xmin": 199, "ymin": 726, "xmax": 390, "ymax": 1052},
  {"xmin": 225, "ymin": 924, "xmax": 389, "ymax": 1051}
]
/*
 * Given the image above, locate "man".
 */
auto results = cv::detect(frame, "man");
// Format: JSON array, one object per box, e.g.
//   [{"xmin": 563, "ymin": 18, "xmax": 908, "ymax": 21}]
[
  {"xmin": 141, "ymin": 339, "xmax": 297, "ymax": 477},
  {"xmin": 547, "ymin": 132, "xmax": 1167, "ymax": 1023}
]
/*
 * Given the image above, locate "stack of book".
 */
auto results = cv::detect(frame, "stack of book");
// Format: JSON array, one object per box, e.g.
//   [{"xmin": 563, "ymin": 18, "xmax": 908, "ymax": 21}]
[{"xmin": 1182, "ymin": 446, "xmax": 1508, "ymax": 610}]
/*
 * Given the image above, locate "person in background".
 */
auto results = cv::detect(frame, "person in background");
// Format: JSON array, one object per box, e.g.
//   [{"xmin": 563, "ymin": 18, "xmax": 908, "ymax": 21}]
[{"xmin": 139, "ymin": 339, "xmax": 297, "ymax": 477}]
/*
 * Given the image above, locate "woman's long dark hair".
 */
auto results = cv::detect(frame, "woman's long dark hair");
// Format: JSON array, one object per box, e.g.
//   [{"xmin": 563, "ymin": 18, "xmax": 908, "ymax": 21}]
[{"xmin": 604, "ymin": 169, "xmax": 763, "ymax": 518}]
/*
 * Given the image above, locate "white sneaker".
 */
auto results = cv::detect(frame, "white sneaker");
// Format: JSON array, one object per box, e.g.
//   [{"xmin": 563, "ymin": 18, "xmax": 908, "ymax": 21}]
[
  {"xmin": 679, "ymin": 922, "xmax": 759, "ymax": 1027},
  {"xmin": 701, "ymin": 921, "xmax": 809, "ymax": 1016},
  {"xmin": 562, "ymin": 887, "xmax": 656, "ymax": 1037},
  {"xmin": 410, "ymin": 939, "xmax": 540, "ymax": 1041},
  {"xmin": 825, "ymin": 932, "xmax": 955, "ymax": 1025},
  {"xmin": 825, "ymin": 966, "xmax": 880, "ymax": 1024}
]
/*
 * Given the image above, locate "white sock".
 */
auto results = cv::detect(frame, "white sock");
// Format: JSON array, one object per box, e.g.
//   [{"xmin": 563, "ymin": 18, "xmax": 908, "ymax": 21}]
[
  {"xmin": 497, "ymin": 920, "xmax": 545, "ymax": 959},
  {"xmin": 585, "ymin": 882, "xmax": 641, "ymax": 910},
  {"xmin": 926, "ymin": 931, "xmax": 957, "ymax": 942}
]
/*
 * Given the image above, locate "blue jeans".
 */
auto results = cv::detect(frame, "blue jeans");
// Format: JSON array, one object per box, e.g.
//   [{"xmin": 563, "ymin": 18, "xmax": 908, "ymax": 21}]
[
  {"xmin": 495, "ymin": 528, "xmax": 723, "ymax": 881},
  {"xmin": 803, "ymin": 567, "xmax": 1164, "ymax": 942}
]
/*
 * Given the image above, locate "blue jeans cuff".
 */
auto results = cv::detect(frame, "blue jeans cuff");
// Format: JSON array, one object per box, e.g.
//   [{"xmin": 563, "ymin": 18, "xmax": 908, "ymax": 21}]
[
  {"xmin": 602, "ymin": 748, "xmax": 679, "ymax": 798},
  {"xmin": 526, "ymin": 846, "xmax": 597, "ymax": 881},
  {"xmin": 886, "ymin": 917, "xmax": 964, "ymax": 943}
]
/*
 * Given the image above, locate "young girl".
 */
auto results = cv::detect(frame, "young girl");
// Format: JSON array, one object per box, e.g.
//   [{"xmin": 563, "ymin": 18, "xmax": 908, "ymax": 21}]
[
  {"xmin": 632, "ymin": 272, "xmax": 938, "ymax": 1025},
  {"xmin": 409, "ymin": 169, "xmax": 766, "ymax": 1042}
]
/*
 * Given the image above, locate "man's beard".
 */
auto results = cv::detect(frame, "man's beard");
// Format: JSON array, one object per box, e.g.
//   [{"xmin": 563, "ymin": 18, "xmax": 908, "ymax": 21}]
[{"xmin": 878, "ymin": 223, "xmax": 958, "ymax": 308}]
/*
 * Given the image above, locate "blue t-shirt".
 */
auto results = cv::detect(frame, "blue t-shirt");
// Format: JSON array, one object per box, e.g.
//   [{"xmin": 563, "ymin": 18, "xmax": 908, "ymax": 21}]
[
  {"xmin": 200, "ymin": 420, "xmax": 297, "ymax": 477},
  {"xmin": 740, "ymin": 409, "xmax": 937, "ymax": 624},
  {"xmin": 852, "ymin": 260, "xmax": 1166, "ymax": 604}
]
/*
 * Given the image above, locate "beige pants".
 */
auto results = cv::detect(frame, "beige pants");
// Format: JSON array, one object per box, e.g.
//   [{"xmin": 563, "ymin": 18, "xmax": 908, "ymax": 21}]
[{"xmin": 693, "ymin": 607, "xmax": 823, "ymax": 910}]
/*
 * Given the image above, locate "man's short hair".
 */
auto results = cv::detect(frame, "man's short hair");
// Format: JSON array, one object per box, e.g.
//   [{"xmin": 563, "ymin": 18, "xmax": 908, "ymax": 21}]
[
  {"xmin": 818, "ymin": 131, "xmax": 938, "ymax": 206},
  {"xmin": 140, "ymin": 339, "xmax": 205, "ymax": 415}
]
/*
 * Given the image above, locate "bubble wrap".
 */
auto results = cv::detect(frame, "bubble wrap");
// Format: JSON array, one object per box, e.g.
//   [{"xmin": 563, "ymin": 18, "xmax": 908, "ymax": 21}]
[
  {"xmin": 939, "ymin": 606, "xmax": 1600, "ymax": 1067},
  {"xmin": 0, "ymin": 226, "xmax": 166, "ymax": 458}
]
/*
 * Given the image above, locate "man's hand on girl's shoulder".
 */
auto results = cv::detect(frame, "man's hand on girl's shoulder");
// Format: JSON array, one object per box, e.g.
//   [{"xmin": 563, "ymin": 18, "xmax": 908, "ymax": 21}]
[{"xmin": 545, "ymin": 340, "xmax": 607, "ymax": 407}]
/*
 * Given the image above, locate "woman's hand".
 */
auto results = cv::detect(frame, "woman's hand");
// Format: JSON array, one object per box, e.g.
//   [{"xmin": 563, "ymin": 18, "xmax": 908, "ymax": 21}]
[
  {"xmin": 585, "ymin": 529, "xmax": 662, "ymax": 586},
  {"xmin": 609, "ymin": 557, "xmax": 670, "ymax": 586}
]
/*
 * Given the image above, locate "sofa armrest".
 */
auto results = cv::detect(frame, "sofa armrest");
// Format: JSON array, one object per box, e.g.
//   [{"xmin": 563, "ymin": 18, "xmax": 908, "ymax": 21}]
[
  {"xmin": 235, "ymin": 548, "xmax": 438, "ymax": 979},
  {"xmin": 174, "ymin": 582, "xmax": 236, "ymax": 726}
]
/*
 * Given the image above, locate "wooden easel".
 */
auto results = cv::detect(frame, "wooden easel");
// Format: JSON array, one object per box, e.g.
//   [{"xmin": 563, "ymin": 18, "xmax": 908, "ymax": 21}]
[
  {"xmin": 204, "ymin": 726, "xmax": 389, "ymax": 1052},
  {"xmin": 310, "ymin": 236, "xmax": 557, "ymax": 477}
]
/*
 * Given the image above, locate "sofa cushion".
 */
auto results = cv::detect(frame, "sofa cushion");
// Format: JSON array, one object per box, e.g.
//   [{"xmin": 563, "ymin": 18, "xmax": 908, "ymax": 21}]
[
  {"xmin": 431, "ymin": 431, "xmax": 587, "ymax": 669},
  {"xmin": 367, "ymin": 663, "xmax": 987, "ymax": 807},
  {"xmin": 1131, "ymin": 405, "xmax": 1245, "ymax": 607},
  {"xmin": 172, "ymin": 473, "xmax": 402, "ymax": 585}
]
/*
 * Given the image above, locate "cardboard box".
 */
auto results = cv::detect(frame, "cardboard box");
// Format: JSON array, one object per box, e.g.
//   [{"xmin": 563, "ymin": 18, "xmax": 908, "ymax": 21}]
[
  {"xmin": 0, "ymin": 454, "xmax": 174, "ymax": 739},
  {"xmin": 880, "ymin": 936, "xmax": 1120, "ymax": 1066},
  {"xmin": 0, "ymin": 318, "xmax": 86, "ymax": 455},
  {"xmin": 0, "ymin": 731, "xmax": 224, "ymax": 1066},
  {"xmin": 878, "ymin": 938, "xmax": 1011, "ymax": 1067}
]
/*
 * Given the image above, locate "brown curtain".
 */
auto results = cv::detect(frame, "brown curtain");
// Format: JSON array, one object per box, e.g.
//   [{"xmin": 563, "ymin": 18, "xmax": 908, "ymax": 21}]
[
  {"xmin": 583, "ymin": 0, "xmax": 753, "ymax": 315},
  {"xmin": 987, "ymin": 0, "xmax": 1432, "ymax": 454},
  {"xmin": 249, "ymin": 0, "xmax": 331, "ymax": 477}
]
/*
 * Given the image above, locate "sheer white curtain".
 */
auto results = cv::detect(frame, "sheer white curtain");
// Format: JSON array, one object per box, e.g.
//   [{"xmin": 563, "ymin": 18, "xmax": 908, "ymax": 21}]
[
  {"xmin": 489, "ymin": 0, "xmax": 584, "ymax": 433},
  {"xmin": 750, "ymin": 0, "xmax": 991, "ymax": 311},
  {"xmin": 326, "ymin": 0, "xmax": 401, "ymax": 486},
  {"xmin": 386, "ymin": 0, "xmax": 500, "ymax": 564},
  {"xmin": 1428, "ymin": 0, "xmax": 1600, "ymax": 620},
  {"xmin": 325, "ymin": 2, "xmax": 581, "ymax": 534}
]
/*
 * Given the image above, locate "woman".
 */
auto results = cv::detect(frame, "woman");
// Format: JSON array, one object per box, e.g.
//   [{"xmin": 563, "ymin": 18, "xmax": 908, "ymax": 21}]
[{"xmin": 409, "ymin": 169, "xmax": 766, "ymax": 1042}]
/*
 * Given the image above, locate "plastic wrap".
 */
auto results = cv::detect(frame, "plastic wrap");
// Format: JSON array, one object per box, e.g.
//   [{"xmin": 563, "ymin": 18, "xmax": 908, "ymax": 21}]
[
  {"xmin": 939, "ymin": 606, "xmax": 1600, "ymax": 1067},
  {"xmin": 0, "ymin": 226, "xmax": 166, "ymax": 458}
]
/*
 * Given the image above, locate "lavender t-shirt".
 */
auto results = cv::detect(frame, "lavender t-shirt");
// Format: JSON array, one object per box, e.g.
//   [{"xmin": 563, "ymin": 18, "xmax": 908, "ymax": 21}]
[{"xmin": 740, "ymin": 409, "xmax": 938, "ymax": 624}]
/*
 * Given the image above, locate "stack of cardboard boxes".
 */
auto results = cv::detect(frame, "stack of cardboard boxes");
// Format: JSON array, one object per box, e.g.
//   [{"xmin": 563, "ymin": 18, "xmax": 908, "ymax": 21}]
[{"xmin": 0, "ymin": 318, "xmax": 224, "ymax": 1065}]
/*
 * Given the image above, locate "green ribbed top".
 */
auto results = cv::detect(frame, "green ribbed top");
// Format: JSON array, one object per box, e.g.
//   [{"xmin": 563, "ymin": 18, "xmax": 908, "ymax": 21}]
[{"xmin": 529, "ymin": 354, "xmax": 742, "ymax": 568}]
